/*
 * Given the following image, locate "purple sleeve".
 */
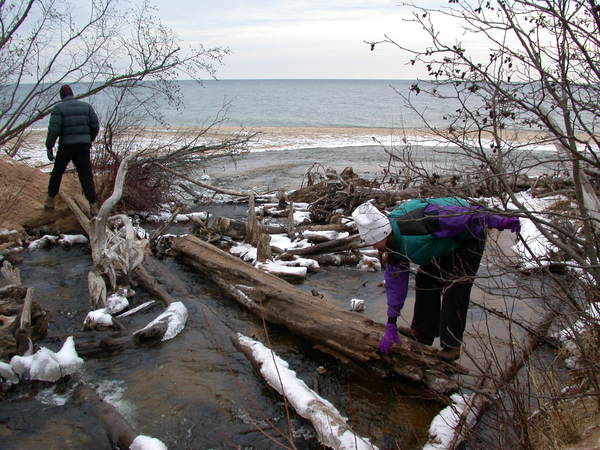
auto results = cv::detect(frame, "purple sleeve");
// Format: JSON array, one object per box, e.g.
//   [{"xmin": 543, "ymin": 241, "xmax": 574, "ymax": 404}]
[
  {"xmin": 384, "ymin": 261, "xmax": 410, "ymax": 318},
  {"xmin": 426, "ymin": 204, "xmax": 519, "ymax": 237},
  {"xmin": 426, "ymin": 204, "xmax": 483, "ymax": 238}
]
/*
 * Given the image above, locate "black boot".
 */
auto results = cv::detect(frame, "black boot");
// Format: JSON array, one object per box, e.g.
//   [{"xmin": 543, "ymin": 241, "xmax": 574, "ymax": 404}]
[{"xmin": 437, "ymin": 346, "xmax": 461, "ymax": 362}]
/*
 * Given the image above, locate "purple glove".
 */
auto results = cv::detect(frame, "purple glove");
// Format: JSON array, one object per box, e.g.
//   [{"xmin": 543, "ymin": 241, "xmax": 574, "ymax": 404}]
[
  {"xmin": 483, "ymin": 215, "xmax": 520, "ymax": 233},
  {"xmin": 378, "ymin": 323, "xmax": 401, "ymax": 354},
  {"xmin": 498, "ymin": 217, "xmax": 520, "ymax": 233}
]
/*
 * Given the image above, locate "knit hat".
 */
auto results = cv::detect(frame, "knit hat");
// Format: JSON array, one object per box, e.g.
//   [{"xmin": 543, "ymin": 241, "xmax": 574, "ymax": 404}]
[
  {"xmin": 351, "ymin": 200, "xmax": 392, "ymax": 246},
  {"xmin": 59, "ymin": 84, "xmax": 73, "ymax": 99}
]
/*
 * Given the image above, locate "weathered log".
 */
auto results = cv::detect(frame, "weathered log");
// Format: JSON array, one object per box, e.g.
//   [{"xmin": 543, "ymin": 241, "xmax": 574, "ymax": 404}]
[
  {"xmin": 0, "ymin": 285, "xmax": 27, "ymax": 299},
  {"xmin": 256, "ymin": 232, "xmax": 271, "ymax": 262},
  {"xmin": 246, "ymin": 193, "xmax": 261, "ymax": 245},
  {"xmin": 281, "ymin": 235, "xmax": 362, "ymax": 258},
  {"xmin": 171, "ymin": 235, "xmax": 464, "ymax": 394},
  {"xmin": 74, "ymin": 334, "xmax": 134, "ymax": 357},
  {"xmin": 312, "ymin": 253, "xmax": 361, "ymax": 266},
  {"xmin": 132, "ymin": 264, "xmax": 175, "ymax": 307},
  {"xmin": 234, "ymin": 333, "xmax": 377, "ymax": 450},
  {"xmin": 192, "ymin": 215, "xmax": 286, "ymax": 241},
  {"xmin": 74, "ymin": 384, "xmax": 138, "ymax": 449},
  {"xmin": 15, "ymin": 288, "xmax": 33, "ymax": 355}
]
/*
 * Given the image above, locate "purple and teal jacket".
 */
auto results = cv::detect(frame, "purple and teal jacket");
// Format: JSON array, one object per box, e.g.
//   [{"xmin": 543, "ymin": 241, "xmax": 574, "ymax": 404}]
[{"xmin": 384, "ymin": 197, "xmax": 520, "ymax": 319}]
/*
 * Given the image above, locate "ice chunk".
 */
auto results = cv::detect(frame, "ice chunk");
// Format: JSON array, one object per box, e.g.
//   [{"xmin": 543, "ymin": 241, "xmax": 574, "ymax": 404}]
[
  {"xmin": 130, "ymin": 435, "xmax": 168, "ymax": 450},
  {"xmin": 10, "ymin": 337, "xmax": 84, "ymax": 382},
  {"xmin": 54, "ymin": 336, "xmax": 83, "ymax": 376},
  {"xmin": 84, "ymin": 308, "xmax": 114, "ymax": 329},
  {"xmin": 350, "ymin": 299, "xmax": 365, "ymax": 312},
  {"xmin": 0, "ymin": 361, "xmax": 18, "ymax": 384},
  {"xmin": 58, "ymin": 234, "xmax": 89, "ymax": 246},
  {"xmin": 106, "ymin": 293, "xmax": 129, "ymax": 314},
  {"xmin": 135, "ymin": 301, "xmax": 188, "ymax": 341}
]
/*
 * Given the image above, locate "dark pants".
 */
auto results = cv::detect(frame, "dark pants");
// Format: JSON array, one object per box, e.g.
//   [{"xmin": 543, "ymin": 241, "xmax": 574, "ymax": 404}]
[
  {"xmin": 411, "ymin": 234, "xmax": 485, "ymax": 349},
  {"xmin": 48, "ymin": 143, "xmax": 96, "ymax": 203}
]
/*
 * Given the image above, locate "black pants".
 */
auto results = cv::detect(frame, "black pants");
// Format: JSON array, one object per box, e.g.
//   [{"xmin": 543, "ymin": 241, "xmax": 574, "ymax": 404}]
[
  {"xmin": 48, "ymin": 143, "xmax": 96, "ymax": 203},
  {"xmin": 411, "ymin": 234, "xmax": 485, "ymax": 349}
]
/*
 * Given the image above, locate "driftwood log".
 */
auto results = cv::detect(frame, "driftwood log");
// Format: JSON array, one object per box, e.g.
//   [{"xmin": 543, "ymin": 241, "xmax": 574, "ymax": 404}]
[
  {"xmin": 171, "ymin": 234, "xmax": 464, "ymax": 394},
  {"xmin": 75, "ymin": 384, "xmax": 138, "ymax": 449}
]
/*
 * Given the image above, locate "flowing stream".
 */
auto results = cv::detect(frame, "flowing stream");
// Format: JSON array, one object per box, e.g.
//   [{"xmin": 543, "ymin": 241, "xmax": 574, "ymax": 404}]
[{"xmin": 0, "ymin": 144, "xmax": 559, "ymax": 449}]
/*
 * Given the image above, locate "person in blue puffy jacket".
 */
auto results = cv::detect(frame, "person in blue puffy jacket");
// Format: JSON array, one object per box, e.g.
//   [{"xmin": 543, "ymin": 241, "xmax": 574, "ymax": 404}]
[{"xmin": 352, "ymin": 198, "xmax": 520, "ymax": 362}]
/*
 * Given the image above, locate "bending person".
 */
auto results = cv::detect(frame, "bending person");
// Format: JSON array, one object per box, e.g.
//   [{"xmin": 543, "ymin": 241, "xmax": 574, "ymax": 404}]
[{"xmin": 352, "ymin": 197, "xmax": 520, "ymax": 362}]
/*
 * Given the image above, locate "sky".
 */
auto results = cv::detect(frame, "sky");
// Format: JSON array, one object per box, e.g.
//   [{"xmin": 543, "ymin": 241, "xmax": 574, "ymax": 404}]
[{"xmin": 152, "ymin": 0, "xmax": 457, "ymax": 80}]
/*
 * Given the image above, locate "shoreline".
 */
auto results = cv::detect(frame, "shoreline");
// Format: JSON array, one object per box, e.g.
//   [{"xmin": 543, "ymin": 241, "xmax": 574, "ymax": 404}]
[{"xmin": 23, "ymin": 125, "xmax": 560, "ymax": 156}]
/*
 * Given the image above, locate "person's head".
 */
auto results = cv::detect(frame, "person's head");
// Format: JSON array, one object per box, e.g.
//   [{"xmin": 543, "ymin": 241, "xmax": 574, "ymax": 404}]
[
  {"xmin": 351, "ymin": 200, "xmax": 392, "ymax": 248},
  {"xmin": 59, "ymin": 84, "xmax": 73, "ymax": 99}
]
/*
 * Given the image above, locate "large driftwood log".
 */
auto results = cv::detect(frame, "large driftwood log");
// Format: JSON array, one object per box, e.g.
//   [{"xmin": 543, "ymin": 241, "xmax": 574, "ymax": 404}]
[
  {"xmin": 171, "ymin": 235, "xmax": 464, "ymax": 394},
  {"xmin": 75, "ymin": 384, "xmax": 138, "ymax": 449},
  {"xmin": 281, "ymin": 234, "xmax": 362, "ymax": 258}
]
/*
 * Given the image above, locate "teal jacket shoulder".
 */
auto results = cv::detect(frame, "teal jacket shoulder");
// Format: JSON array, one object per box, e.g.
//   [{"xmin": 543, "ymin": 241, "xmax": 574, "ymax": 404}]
[{"xmin": 388, "ymin": 197, "xmax": 469, "ymax": 265}]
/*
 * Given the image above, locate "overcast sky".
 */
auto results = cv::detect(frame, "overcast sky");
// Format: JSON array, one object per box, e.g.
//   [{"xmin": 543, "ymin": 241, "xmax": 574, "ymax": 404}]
[{"xmin": 152, "ymin": 0, "xmax": 455, "ymax": 80}]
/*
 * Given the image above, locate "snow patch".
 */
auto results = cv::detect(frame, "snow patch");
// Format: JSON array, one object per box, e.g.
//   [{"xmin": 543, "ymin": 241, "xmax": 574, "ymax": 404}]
[
  {"xmin": 135, "ymin": 301, "xmax": 188, "ymax": 341},
  {"xmin": 106, "ymin": 293, "xmax": 129, "ymax": 315},
  {"xmin": 237, "ymin": 334, "xmax": 377, "ymax": 450},
  {"xmin": 10, "ymin": 337, "xmax": 83, "ymax": 382},
  {"xmin": 424, "ymin": 393, "xmax": 476, "ymax": 450},
  {"xmin": 84, "ymin": 308, "xmax": 114, "ymax": 329},
  {"xmin": 130, "ymin": 435, "xmax": 168, "ymax": 450}
]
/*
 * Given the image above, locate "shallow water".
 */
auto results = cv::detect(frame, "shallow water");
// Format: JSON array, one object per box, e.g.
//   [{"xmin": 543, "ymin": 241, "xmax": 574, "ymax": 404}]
[
  {"xmin": 2, "ymin": 144, "xmax": 560, "ymax": 448},
  {"xmin": 1, "ymin": 245, "xmax": 442, "ymax": 449}
]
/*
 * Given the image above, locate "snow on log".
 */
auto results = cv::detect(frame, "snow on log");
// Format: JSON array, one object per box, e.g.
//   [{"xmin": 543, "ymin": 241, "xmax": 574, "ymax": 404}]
[
  {"xmin": 106, "ymin": 293, "xmax": 129, "ymax": 315},
  {"xmin": 0, "ymin": 360, "xmax": 18, "ymax": 384},
  {"xmin": 356, "ymin": 255, "xmax": 381, "ymax": 272},
  {"xmin": 423, "ymin": 393, "xmax": 477, "ymax": 450},
  {"xmin": 350, "ymin": 299, "xmax": 365, "ymax": 312},
  {"xmin": 254, "ymin": 261, "xmax": 307, "ymax": 283},
  {"xmin": 10, "ymin": 336, "xmax": 83, "ymax": 382},
  {"xmin": 234, "ymin": 333, "xmax": 378, "ymax": 450},
  {"xmin": 130, "ymin": 435, "xmax": 168, "ymax": 450},
  {"xmin": 134, "ymin": 301, "xmax": 188, "ymax": 342},
  {"xmin": 58, "ymin": 234, "xmax": 89, "ymax": 246},
  {"xmin": 28, "ymin": 234, "xmax": 59, "ymax": 250},
  {"xmin": 74, "ymin": 384, "xmax": 167, "ymax": 450},
  {"xmin": 84, "ymin": 308, "xmax": 115, "ymax": 330}
]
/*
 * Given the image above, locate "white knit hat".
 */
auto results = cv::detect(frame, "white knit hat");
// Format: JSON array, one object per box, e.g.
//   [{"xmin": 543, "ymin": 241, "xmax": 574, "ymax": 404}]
[{"xmin": 351, "ymin": 200, "xmax": 392, "ymax": 246}]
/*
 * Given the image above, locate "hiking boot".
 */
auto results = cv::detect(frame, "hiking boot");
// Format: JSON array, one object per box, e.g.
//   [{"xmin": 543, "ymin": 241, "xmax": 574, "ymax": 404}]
[
  {"xmin": 44, "ymin": 196, "xmax": 55, "ymax": 210},
  {"xmin": 437, "ymin": 346, "xmax": 461, "ymax": 362},
  {"xmin": 397, "ymin": 326, "xmax": 434, "ymax": 345},
  {"xmin": 89, "ymin": 202, "xmax": 99, "ymax": 216}
]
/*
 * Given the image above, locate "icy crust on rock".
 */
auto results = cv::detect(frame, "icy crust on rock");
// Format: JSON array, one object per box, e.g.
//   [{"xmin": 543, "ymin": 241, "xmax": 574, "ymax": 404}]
[
  {"xmin": 423, "ymin": 393, "xmax": 476, "ymax": 450},
  {"xmin": 356, "ymin": 255, "xmax": 381, "ymax": 272},
  {"xmin": 0, "ymin": 361, "xmax": 18, "ymax": 384},
  {"xmin": 84, "ymin": 308, "xmax": 114, "ymax": 328},
  {"xmin": 350, "ymin": 298, "xmax": 365, "ymax": 312},
  {"xmin": 301, "ymin": 230, "xmax": 349, "ymax": 241},
  {"xmin": 8, "ymin": 337, "xmax": 83, "ymax": 383},
  {"xmin": 28, "ymin": 234, "xmax": 88, "ymax": 250},
  {"xmin": 106, "ymin": 293, "xmax": 129, "ymax": 314},
  {"xmin": 135, "ymin": 301, "xmax": 188, "ymax": 341},
  {"xmin": 237, "ymin": 333, "xmax": 378, "ymax": 450},
  {"xmin": 130, "ymin": 435, "xmax": 168, "ymax": 450},
  {"xmin": 255, "ymin": 261, "xmax": 308, "ymax": 278}
]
